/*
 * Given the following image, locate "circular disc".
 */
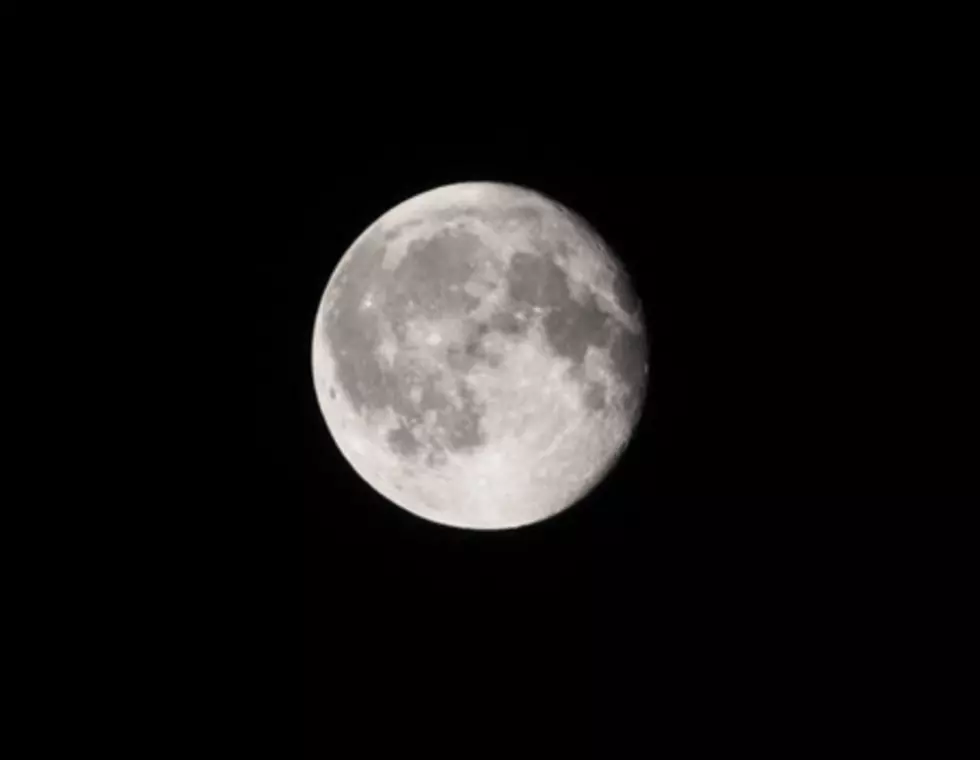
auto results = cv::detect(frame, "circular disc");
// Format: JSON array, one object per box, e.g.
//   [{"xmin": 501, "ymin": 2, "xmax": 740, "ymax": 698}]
[{"xmin": 311, "ymin": 181, "xmax": 647, "ymax": 530}]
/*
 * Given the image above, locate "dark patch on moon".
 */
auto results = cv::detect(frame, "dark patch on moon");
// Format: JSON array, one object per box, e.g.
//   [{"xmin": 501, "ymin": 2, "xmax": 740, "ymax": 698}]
[
  {"xmin": 505, "ymin": 250, "xmax": 616, "ymax": 363},
  {"xmin": 566, "ymin": 366, "xmax": 608, "ymax": 413},
  {"xmin": 385, "ymin": 367, "xmax": 489, "ymax": 465},
  {"xmin": 392, "ymin": 373, "xmax": 441, "ymax": 425},
  {"xmin": 323, "ymin": 226, "xmax": 486, "ymax": 416},
  {"xmin": 387, "ymin": 422, "xmax": 421, "ymax": 458},
  {"xmin": 445, "ymin": 339, "xmax": 480, "ymax": 374},
  {"xmin": 583, "ymin": 382, "xmax": 607, "ymax": 411},
  {"xmin": 542, "ymin": 291, "xmax": 613, "ymax": 366},
  {"xmin": 329, "ymin": 387, "xmax": 336, "ymax": 400},
  {"xmin": 499, "ymin": 249, "xmax": 646, "ymax": 415},
  {"xmin": 503, "ymin": 205, "xmax": 544, "ymax": 226},
  {"xmin": 461, "ymin": 329, "xmax": 489, "ymax": 363},
  {"xmin": 487, "ymin": 310, "xmax": 523, "ymax": 335},
  {"xmin": 383, "ymin": 229, "xmax": 489, "ymax": 323},
  {"xmin": 380, "ymin": 375, "xmax": 487, "ymax": 466},
  {"xmin": 506, "ymin": 252, "xmax": 570, "ymax": 309}
]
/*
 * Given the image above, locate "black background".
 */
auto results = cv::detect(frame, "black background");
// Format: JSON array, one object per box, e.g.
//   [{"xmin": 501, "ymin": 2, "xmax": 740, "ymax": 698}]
[
  {"xmin": 2, "ymin": 7, "xmax": 973, "ymax": 752},
  {"xmin": 253, "ymin": 150, "xmax": 972, "ymax": 756}
]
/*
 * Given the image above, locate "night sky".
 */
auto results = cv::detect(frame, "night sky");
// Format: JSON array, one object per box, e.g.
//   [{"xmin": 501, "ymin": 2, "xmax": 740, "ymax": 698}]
[{"xmin": 252, "ymin": 150, "xmax": 969, "ymax": 756}]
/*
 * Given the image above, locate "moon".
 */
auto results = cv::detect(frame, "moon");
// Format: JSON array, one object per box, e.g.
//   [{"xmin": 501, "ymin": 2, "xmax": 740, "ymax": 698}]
[{"xmin": 311, "ymin": 181, "xmax": 648, "ymax": 530}]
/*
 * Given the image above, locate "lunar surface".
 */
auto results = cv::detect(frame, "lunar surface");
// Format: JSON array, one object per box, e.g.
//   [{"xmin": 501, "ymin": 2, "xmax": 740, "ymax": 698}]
[{"xmin": 311, "ymin": 181, "xmax": 648, "ymax": 530}]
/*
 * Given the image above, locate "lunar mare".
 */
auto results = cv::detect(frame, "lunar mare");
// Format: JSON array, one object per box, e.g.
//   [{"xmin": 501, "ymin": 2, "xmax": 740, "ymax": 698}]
[{"xmin": 312, "ymin": 182, "xmax": 648, "ymax": 530}]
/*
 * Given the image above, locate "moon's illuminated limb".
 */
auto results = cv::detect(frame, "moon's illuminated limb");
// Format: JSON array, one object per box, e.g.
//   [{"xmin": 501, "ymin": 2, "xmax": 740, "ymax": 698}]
[{"xmin": 311, "ymin": 182, "xmax": 647, "ymax": 530}]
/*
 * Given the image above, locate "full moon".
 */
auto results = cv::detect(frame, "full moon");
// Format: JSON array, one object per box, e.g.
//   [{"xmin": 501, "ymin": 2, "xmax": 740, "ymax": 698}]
[{"xmin": 311, "ymin": 182, "xmax": 648, "ymax": 530}]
